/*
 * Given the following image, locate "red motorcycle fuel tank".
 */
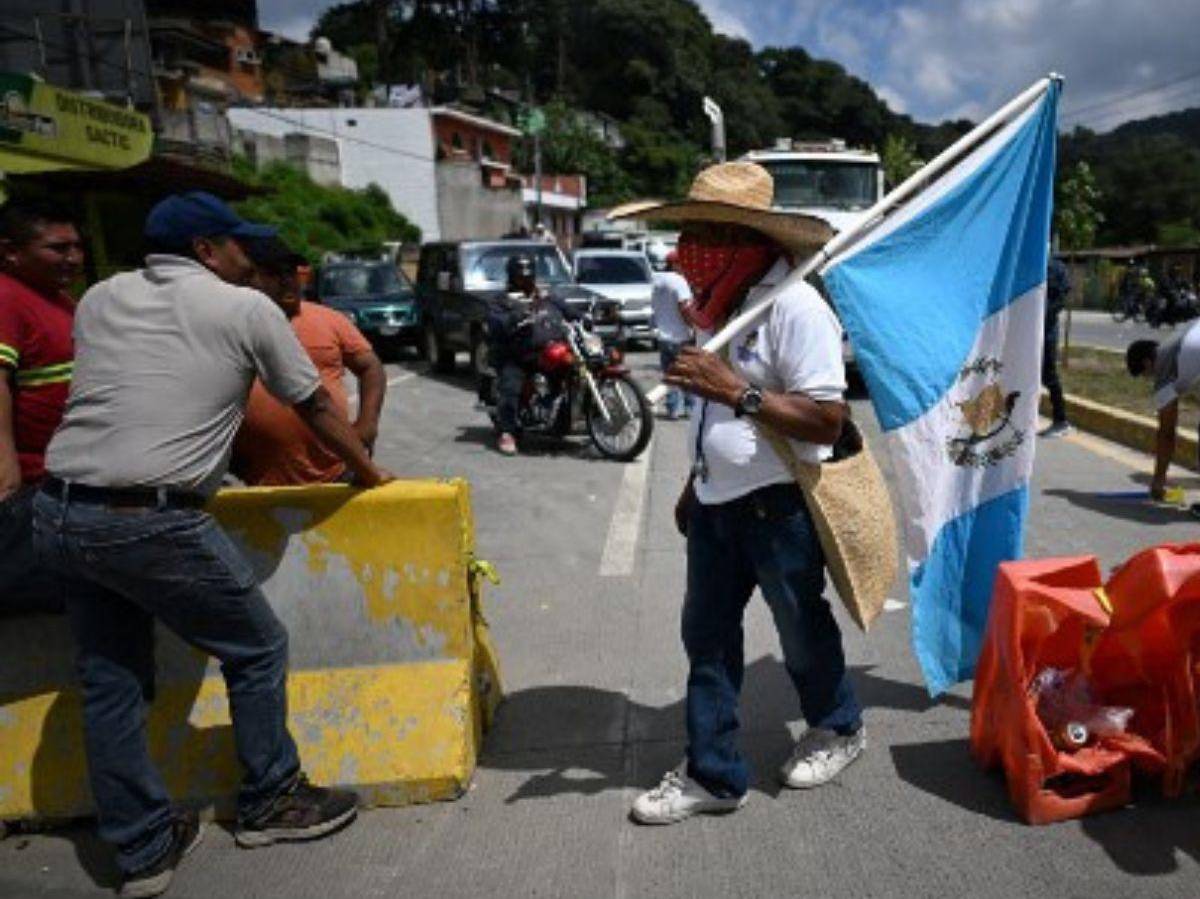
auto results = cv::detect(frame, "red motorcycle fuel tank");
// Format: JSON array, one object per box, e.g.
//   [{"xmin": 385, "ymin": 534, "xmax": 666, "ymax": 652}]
[{"xmin": 538, "ymin": 340, "xmax": 574, "ymax": 371}]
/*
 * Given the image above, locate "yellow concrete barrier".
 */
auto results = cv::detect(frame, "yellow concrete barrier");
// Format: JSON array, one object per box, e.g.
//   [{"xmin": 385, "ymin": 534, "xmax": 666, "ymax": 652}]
[{"xmin": 0, "ymin": 479, "xmax": 502, "ymax": 821}]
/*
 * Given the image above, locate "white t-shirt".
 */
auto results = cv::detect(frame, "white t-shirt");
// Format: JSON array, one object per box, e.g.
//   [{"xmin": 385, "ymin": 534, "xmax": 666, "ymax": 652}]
[
  {"xmin": 689, "ymin": 258, "xmax": 846, "ymax": 506},
  {"xmin": 1153, "ymin": 319, "xmax": 1200, "ymax": 410},
  {"xmin": 651, "ymin": 271, "xmax": 693, "ymax": 344}
]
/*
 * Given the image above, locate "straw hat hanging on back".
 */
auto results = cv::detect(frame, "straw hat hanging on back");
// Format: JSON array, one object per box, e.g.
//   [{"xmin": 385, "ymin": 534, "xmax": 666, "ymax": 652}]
[{"xmin": 609, "ymin": 161, "xmax": 834, "ymax": 254}]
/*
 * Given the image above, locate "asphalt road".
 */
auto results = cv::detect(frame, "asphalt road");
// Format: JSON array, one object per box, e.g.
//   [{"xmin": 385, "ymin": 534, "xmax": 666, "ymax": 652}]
[
  {"xmin": 1065, "ymin": 309, "xmax": 1197, "ymax": 352},
  {"xmin": 5, "ymin": 348, "xmax": 1200, "ymax": 899}
]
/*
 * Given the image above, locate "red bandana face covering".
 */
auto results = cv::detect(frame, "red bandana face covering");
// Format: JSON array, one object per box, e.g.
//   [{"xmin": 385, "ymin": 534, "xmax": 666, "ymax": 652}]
[{"xmin": 675, "ymin": 235, "xmax": 779, "ymax": 332}]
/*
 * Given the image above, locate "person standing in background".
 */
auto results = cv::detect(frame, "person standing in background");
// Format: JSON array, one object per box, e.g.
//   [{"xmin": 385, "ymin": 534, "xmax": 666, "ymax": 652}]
[
  {"xmin": 0, "ymin": 201, "xmax": 84, "ymax": 615},
  {"xmin": 233, "ymin": 236, "xmax": 387, "ymax": 486},
  {"xmin": 1039, "ymin": 254, "xmax": 1073, "ymax": 438},
  {"xmin": 651, "ymin": 251, "xmax": 695, "ymax": 420}
]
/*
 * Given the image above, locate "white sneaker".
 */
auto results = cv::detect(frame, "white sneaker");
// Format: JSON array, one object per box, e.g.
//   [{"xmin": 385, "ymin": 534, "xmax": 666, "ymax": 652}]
[
  {"xmin": 631, "ymin": 770, "xmax": 746, "ymax": 825},
  {"xmin": 780, "ymin": 727, "xmax": 866, "ymax": 789}
]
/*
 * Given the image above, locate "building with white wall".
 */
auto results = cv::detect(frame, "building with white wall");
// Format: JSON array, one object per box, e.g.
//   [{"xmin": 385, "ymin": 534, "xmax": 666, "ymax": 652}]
[{"xmin": 228, "ymin": 107, "xmax": 441, "ymax": 241}]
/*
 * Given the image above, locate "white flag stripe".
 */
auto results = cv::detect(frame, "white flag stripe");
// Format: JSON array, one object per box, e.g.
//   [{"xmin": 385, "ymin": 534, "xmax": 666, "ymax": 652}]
[{"xmin": 885, "ymin": 283, "xmax": 1044, "ymax": 568}]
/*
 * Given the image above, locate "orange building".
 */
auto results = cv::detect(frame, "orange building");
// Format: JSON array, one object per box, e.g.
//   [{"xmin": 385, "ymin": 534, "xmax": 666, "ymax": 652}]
[{"xmin": 431, "ymin": 107, "xmax": 521, "ymax": 189}]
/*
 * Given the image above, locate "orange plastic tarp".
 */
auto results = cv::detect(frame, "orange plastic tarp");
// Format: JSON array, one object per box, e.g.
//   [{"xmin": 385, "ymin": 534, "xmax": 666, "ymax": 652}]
[{"xmin": 969, "ymin": 544, "xmax": 1200, "ymax": 824}]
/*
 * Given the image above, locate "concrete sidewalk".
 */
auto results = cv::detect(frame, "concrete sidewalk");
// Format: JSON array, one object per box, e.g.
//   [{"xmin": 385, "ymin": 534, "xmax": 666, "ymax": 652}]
[{"xmin": 4, "ymin": 363, "xmax": 1200, "ymax": 899}]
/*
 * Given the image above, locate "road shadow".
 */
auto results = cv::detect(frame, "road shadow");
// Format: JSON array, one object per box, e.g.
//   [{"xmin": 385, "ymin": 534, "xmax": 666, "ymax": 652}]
[
  {"xmin": 1128, "ymin": 471, "xmax": 1200, "ymax": 489},
  {"xmin": 1078, "ymin": 791, "xmax": 1200, "ymax": 875},
  {"xmin": 1042, "ymin": 488, "xmax": 1193, "ymax": 525},
  {"xmin": 892, "ymin": 738, "xmax": 1200, "ymax": 875},
  {"xmin": 479, "ymin": 658, "xmax": 968, "ymax": 805},
  {"xmin": 453, "ymin": 424, "xmax": 623, "ymax": 463},
  {"xmin": 890, "ymin": 738, "xmax": 1017, "ymax": 823}
]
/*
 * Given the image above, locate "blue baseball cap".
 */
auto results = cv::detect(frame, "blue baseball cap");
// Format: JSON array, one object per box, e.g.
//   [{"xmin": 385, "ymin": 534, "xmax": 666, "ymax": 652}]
[{"xmin": 144, "ymin": 191, "xmax": 277, "ymax": 252}]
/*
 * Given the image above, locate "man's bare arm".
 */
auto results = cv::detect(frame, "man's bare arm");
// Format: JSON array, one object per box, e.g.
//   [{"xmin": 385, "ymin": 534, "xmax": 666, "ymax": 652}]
[
  {"xmin": 294, "ymin": 386, "xmax": 392, "ymax": 487},
  {"xmin": 0, "ymin": 375, "xmax": 21, "ymax": 501},
  {"xmin": 345, "ymin": 350, "xmax": 386, "ymax": 450},
  {"xmin": 663, "ymin": 346, "xmax": 844, "ymax": 444}
]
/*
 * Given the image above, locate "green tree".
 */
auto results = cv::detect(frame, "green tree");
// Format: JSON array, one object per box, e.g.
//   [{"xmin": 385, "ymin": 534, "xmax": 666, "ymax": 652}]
[
  {"xmin": 231, "ymin": 158, "xmax": 420, "ymax": 261},
  {"xmin": 881, "ymin": 133, "xmax": 920, "ymax": 189},
  {"xmin": 1054, "ymin": 161, "xmax": 1104, "ymax": 251}
]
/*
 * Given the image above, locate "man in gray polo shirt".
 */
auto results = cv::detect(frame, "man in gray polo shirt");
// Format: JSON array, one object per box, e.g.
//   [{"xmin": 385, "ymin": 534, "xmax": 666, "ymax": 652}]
[
  {"xmin": 1127, "ymin": 321, "xmax": 1200, "ymax": 505},
  {"xmin": 34, "ymin": 193, "xmax": 391, "ymax": 898}
]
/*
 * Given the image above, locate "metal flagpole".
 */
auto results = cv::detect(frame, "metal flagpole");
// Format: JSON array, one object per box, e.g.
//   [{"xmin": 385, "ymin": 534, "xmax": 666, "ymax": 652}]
[{"xmin": 646, "ymin": 73, "xmax": 1060, "ymax": 404}]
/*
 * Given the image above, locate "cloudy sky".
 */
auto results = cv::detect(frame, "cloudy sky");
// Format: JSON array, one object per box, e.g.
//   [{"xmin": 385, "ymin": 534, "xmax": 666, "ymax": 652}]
[{"xmin": 259, "ymin": 0, "xmax": 1200, "ymax": 131}]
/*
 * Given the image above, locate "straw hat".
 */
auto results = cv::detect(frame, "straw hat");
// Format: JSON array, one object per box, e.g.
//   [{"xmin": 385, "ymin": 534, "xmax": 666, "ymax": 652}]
[{"xmin": 609, "ymin": 161, "xmax": 835, "ymax": 253}]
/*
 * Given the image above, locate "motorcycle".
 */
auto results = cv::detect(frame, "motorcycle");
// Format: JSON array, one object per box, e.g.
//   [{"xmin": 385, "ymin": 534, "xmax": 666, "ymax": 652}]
[
  {"xmin": 1144, "ymin": 281, "xmax": 1200, "ymax": 329},
  {"xmin": 480, "ymin": 312, "xmax": 654, "ymax": 461}
]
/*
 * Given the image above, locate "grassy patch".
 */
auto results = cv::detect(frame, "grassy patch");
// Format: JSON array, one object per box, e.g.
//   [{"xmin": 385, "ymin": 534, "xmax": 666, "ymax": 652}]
[{"xmin": 1060, "ymin": 345, "xmax": 1200, "ymax": 431}]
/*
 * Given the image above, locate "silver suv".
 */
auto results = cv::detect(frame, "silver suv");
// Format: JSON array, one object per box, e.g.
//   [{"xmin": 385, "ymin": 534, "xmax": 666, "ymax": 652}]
[{"xmin": 572, "ymin": 249, "xmax": 656, "ymax": 347}]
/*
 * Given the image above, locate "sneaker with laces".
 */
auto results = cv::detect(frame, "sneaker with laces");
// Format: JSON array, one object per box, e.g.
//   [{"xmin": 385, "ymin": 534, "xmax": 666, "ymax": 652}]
[
  {"xmin": 780, "ymin": 726, "xmax": 866, "ymax": 789},
  {"xmin": 235, "ymin": 775, "xmax": 358, "ymax": 848},
  {"xmin": 118, "ymin": 811, "xmax": 203, "ymax": 899},
  {"xmin": 630, "ymin": 769, "xmax": 746, "ymax": 825}
]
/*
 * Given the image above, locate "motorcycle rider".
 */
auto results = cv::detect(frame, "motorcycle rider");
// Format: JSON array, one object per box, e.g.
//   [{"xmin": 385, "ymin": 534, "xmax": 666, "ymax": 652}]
[{"xmin": 488, "ymin": 253, "xmax": 575, "ymax": 456}]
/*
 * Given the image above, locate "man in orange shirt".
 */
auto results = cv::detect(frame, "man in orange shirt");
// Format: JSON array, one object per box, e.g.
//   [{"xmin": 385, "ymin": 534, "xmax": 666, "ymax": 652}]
[{"xmin": 233, "ymin": 239, "xmax": 387, "ymax": 485}]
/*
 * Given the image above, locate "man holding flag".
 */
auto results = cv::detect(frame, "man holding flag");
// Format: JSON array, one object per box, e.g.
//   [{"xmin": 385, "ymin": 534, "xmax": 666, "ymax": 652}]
[
  {"xmin": 619, "ymin": 162, "xmax": 868, "ymax": 825},
  {"xmin": 620, "ymin": 74, "xmax": 1061, "ymax": 822}
]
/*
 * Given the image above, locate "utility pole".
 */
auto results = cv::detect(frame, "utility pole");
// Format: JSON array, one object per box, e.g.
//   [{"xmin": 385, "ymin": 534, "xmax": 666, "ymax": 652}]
[
  {"xmin": 534, "ymin": 131, "xmax": 542, "ymax": 226},
  {"xmin": 703, "ymin": 96, "xmax": 726, "ymax": 163}
]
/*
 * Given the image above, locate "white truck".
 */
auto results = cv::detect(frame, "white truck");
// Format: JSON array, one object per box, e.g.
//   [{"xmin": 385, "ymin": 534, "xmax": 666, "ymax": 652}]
[
  {"xmin": 740, "ymin": 139, "xmax": 884, "ymax": 234},
  {"xmin": 741, "ymin": 139, "xmax": 885, "ymax": 371}
]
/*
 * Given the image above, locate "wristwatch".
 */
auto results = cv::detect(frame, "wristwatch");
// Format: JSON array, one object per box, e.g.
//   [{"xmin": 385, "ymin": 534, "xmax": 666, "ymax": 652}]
[{"xmin": 734, "ymin": 385, "xmax": 765, "ymax": 418}]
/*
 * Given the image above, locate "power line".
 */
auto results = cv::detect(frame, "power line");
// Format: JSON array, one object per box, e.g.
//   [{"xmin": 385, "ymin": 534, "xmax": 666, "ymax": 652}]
[
  {"xmin": 1063, "ymin": 81, "xmax": 1200, "ymax": 134},
  {"xmin": 1059, "ymin": 67, "xmax": 1200, "ymax": 124}
]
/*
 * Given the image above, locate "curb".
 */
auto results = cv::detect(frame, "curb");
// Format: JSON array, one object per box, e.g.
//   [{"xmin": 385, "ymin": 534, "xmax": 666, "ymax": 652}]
[{"xmin": 1040, "ymin": 391, "xmax": 1198, "ymax": 471}]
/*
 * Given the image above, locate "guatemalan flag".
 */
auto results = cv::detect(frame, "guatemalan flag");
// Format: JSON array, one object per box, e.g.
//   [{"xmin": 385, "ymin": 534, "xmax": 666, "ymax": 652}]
[{"xmin": 821, "ymin": 80, "xmax": 1060, "ymax": 695}]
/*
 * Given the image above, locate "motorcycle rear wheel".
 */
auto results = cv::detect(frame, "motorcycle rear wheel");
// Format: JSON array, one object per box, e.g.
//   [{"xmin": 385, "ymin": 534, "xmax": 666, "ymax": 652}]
[{"xmin": 585, "ymin": 374, "xmax": 653, "ymax": 462}]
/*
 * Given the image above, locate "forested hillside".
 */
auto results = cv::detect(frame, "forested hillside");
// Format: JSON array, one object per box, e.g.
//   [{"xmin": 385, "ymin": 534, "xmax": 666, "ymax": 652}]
[
  {"xmin": 316, "ymin": 0, "xmax": 1200, "ymax": 246},
  {"xmin": 1061, "ymin": 108, "xmax": 1200, "ymax": 246},
  {"xmin": 315, "ymin": 0, "xmax": 970, "ymax": 202}
]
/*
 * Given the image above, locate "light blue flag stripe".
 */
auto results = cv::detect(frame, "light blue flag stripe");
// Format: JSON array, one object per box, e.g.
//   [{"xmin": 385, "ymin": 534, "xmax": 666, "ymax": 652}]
[
  {"xmin": 911, "ymin": 485, "xmax": 1030, "ymax": 695},
  {"xmin": 823, "ymin": 86, "xmax": 1059, "ymax": 431}
]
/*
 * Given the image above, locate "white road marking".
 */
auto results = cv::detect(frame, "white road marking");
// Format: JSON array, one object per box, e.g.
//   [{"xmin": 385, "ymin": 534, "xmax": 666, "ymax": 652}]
[
  {"xmin": 599, "ymin": 440, "xmax": 654, "ymax": 578},
  {"xmin": 388, "ymin": 371, "xmax": 417, "ymax": 387}
]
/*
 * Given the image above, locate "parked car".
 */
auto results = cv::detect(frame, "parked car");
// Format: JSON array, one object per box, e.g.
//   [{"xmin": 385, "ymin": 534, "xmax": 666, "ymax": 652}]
[
  {"xmin": 315, "ymin": 260, "xmax": 422, "ymax": 353},
  {"xmin": 572, "ymin": 249, "xmax": 656, "ymax": 347},
  {"xmin": 415, "ymin": 239, "xmax": 619, "ymax": 374}
]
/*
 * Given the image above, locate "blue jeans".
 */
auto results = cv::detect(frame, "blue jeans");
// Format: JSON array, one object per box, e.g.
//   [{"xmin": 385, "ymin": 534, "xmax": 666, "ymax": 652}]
[
  {"xmin": 683, "ymin": 483, "xmax": 861, "ymax": 798},
  {"xmin": 659, "ymin": 340, "xmax": 694, "ymax": 417},
  {"xmin": 0, "ymin": 484, "xmax": 63, "ymax": 615},
  {"xmin": 33, "ymin": 491, "xmax": 300, "ymax": 874}
]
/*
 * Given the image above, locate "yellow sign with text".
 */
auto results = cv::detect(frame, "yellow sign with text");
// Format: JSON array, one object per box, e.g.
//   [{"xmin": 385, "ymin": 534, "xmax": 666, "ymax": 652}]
[{"xmin": 0, "ymin": 72, "xmax": 152, "ymax": 173}]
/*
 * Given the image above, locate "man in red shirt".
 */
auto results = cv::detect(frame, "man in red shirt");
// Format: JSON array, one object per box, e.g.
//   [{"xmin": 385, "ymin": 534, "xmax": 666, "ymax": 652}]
[
  {"xmin": 0, "ymin": 200, "xmax": 83, "ymax": 613},
  {"xmin": 233, "ymin": 238, "xmax": 387, "ymax": 485}
]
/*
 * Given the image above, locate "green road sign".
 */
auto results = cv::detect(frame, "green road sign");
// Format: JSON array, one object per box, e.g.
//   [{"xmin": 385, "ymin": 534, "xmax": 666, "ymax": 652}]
[{"xmin": 521, "ymin": 107, "xmax": 546, "ymax": 136}]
